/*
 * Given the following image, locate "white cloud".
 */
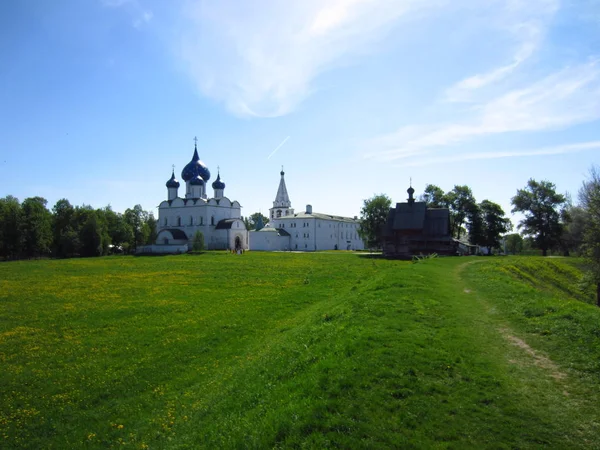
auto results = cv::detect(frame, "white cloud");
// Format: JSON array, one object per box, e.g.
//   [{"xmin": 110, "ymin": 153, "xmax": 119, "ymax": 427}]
[
  {"xmin": 178, "ymin": 0, "xmax": 436, "ymax": 117},
  {"xmin": 366, "ymin": 59, "xmax": 600, "ymax": 162},
  {"xmin": 398, "ymin": 140, "xmax": 600, "ymax": 167},
  {"xmin": 444, "ymin": 0, "xmax": 559, "ymax": 102},
  {"xmin": 101, "ymin": 0, "xmax": 152, "ymax": 29}
]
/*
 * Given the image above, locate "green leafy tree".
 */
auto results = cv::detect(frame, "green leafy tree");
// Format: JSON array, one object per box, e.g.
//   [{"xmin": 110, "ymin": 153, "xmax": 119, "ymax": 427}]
[
  {"xmin": 358, "ymin": 194, "xmax": 392, "ymax": 249},
  {"xmin": 419, "ymin": 184, "xmax": 448, "ymax": 208},
  {"xmin": 248, "ymin": 212, "xmax": 268, "ymax": 230},
  {"xmin": 52, "ymin": 199, "xmax": 76, "ymax": 258},
  {"xmin": 192, "ymin": 230, "xmax": 205, "ymax": 251},
  {"xmin": 578, "ymin": 166, "xmax": 600, "ymax": 306},
  {"xmin": 479, "ymin": 200, "xmax": 512, "ymax": 254},
  {"xmin": 561, "ymin": 205, "xmax": 587, "ymax": 256},
  {"xmin": 124, "ymin": 205, "xmax": 149, "ymax": 251},
  {"xmin": 145, "ymin": 214, "xmax": 158, "ymax": 245},
  {"xmin": 511, "ymin": 179, "xmax": 567, "ymax": 256},
  {"xmin": 80, "ymin": 210, "xmax": 105, "ymax": 257},
  {"xmin": 21, "ymin": 197, "xmax": 52, "ymax": 258},
  {"xmin": 447, "ymin": 185, "xmax": 476, "ymax": 239},
  {"xmin": 466, "ymin": 203, "xmax": 484, "ymax": 246},
  {"xmin": 0, "ymin": 196, "xmax": 23, "ymax": 260},
  {"xmin": 505, "ymin": 233, "xmax": 524, "ymax": 255}
]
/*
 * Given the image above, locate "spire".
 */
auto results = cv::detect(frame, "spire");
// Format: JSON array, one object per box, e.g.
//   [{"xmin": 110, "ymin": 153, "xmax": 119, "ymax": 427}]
[
  {"xmin": 192, "ymin": 136, "xmax": 199, "ymax": 161},
  {"xmin": 273, "ymin": 169, "xmax": 291, "ymax": 208},
  {"xmin": 407, "ymin": 182, "xmax": 415, "ymax": 205}
]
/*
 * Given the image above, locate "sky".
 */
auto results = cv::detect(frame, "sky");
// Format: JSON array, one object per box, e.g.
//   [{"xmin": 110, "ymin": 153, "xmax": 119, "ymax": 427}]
[{"xmin": 1, "ymin": 0, "xmax": 599, "ymax": 225}]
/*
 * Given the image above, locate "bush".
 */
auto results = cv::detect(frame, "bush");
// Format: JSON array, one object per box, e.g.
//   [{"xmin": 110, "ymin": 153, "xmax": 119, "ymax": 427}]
[{"xmin": 192, "ymin": 231, "xmax": 205, "ymax": 251}]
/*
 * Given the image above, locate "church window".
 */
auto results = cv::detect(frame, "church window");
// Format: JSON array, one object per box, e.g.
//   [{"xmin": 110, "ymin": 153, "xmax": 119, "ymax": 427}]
[
  {"xmin": 200, "ymin": 217, "xmax": 203, "ymax": 225},
  {"xmin": 211, "ymin": 216, "xmax": 215, "ymax": 225},
  {"xmin": 277, "ymin": 210, "xmax": 282, "ymax": 218},
  {"xmin": 164, "ymin": 238, "xmax": 168, "ymax": 245},
  {"xmin": 177, "ymin": 217, "xmax": 181, "ymax": 226},
  {"xmin": 164, "ymin": 217, "xmax": 168, "ymax": 226},
  {"xmin": 189, "ymin": 216, "xmax": 193, "ymax": 225}
]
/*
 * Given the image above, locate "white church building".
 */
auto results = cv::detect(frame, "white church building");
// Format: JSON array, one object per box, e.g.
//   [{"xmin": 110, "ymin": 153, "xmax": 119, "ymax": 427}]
[
  {"xmin": 249, "ymin": 170, "xmax": 365, "ymax": 251},
  {"xmin": 138, "ymin": 141, "xmax": 248, "ymax": 253}
]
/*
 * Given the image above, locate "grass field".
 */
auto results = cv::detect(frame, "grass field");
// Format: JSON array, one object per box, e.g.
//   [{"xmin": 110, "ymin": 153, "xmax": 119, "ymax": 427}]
[{"xmin": 1, "ymin": 253, "xmax": 600, "ymax": 449}]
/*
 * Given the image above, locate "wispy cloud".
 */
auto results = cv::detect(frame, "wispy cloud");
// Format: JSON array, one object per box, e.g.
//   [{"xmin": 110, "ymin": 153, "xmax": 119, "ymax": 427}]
[
  {"xmin": 366, "ymin": 59, "xmax": 600, "ymax": 162},
  {"xmin": 399, "ymin": 140, "xmax": 600, "ymax": 167},
  {"xmin": 100, "ymin": 0, "xmax": 153, "ymax": 28},
  {"xmin": 267, "ymin": 136, "xmax": 290, "ymax": 160},
  {"xmin": 179, "ymin": 0, "xmax": 438, "ymax": 117},
  {"xmin": 444, "ymin": 0, "xmax": 559, "ymax": 102}
]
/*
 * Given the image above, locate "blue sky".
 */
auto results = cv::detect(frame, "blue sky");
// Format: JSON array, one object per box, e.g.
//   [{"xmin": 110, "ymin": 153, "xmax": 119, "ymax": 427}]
[{"xmin": 1, "ymin": 0, "xmax": 599, "ymax": 224}]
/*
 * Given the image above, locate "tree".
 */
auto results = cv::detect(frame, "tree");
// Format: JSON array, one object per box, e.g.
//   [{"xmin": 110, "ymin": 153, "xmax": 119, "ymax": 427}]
[
  {"xmin": 21, "ymin": 197, "xmax": 52, "ymax": 258},
  {"xmin": 124, "ymin": 205, "xmax": 149, "ymax": 251},
  {"xmin": 247, "ymin": 212, "xmax": 268, "ymax": 230},
  {"xmin": 466, "ymin": 203, "xmax": 484, "ymax": 246},
  {"xmin": 419, "ymin": 184, "xmax": 447, "ymax": 208},
  {"xmin": 561, "ymin": 205, "xmax": 587, "ymax": 256},
  {"xmin": 505, "ymin": 233, "xmax": 524, "ymax": 255},
  {"xmin": 145, "ymin": 214, "xmax": 158, "ymax": 245},
  {"xmin": 358, "ymin": 194, "xmax": 391, "ymax": 249},
  {"xmin": 192, "ymin": 230, "xmax": 205, "ymax": 251},
  {"xmin": 511, "ymin": 179, "xmax": 567, "ymax": 256},
  {"xmin": 0, "ymin": 196, "xmax": 23, "ymax": 260},
  {"xmin": 578, "ymin": 166, "xmax": 600, "ymax": 306},
  {"xmin": 478, "ymin": 200, "xmax": 512, "ymax": 254},
  {"xmin": 447, "ymin": 185, "xmax": 476, "ymax": 239},
  {"xmin": 52, "ymin": 199, "xmax": 76, "ymax": 258},
  {"xmin": 80, "ymin": 210, "xmax": 105, "ymax": 257}
]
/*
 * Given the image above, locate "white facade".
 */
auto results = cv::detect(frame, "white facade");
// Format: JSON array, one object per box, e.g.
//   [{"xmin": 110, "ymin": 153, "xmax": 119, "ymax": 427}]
[
  {"xmin": 153, "ymin": 144, "xmax": 249, "ymax": 251},
  {"xmin": 250, "ymin": 171, "xmax": 365, "ymax": 251}
]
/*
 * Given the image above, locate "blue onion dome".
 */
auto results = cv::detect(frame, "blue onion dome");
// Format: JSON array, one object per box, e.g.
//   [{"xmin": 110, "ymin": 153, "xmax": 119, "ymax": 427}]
[
  {"xmin": 212, "ymin": 172, "xmax": 225, "ymax": 190},
  {"xmin": 407, "ymin": 186, "xmax": 415, "ymax": 196},
  {"xmin": 166, "ymin": 171, "xmax": 180, "ymax": 188},
  {"xmin": 181, "ymin": 144, "xmax": 211, "ymax": 182},
  {"xmin": 189, "ymin": 175, "xmax": 205, "ymax": 186}
]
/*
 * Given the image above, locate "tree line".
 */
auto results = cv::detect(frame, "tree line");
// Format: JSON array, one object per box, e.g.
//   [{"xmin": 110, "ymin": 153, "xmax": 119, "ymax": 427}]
[
  {"xmin": 358, "ymin": 166, "xmax": 600, "ymax": 304},
  {"xmin": 0, "ymin": 197, "xmax": 157, "ymax": 260}
]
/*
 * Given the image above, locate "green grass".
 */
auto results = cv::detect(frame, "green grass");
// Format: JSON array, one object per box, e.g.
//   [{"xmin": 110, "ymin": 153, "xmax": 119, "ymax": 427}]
[{"xmin": 1, "ymin": 253, "xmax": 599, "ymax": 448}]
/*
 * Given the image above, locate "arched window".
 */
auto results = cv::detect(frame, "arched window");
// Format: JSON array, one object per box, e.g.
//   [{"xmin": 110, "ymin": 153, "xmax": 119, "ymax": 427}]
[
  {"xmin": 177, "ymin": 217, "xmax": 181, "ymax": 226},
  {"xmin": 164, "ymin": 217, "xmax": 168, "ymax": 226},
  {"xmin": 189, "ymin": 216, "xmax": 193, "ymax": 225},
  {"xmin": 211, "ymin": 216, "xmax": 215, "ymax": 226},
  {"xmin": 200, "ymin": 217, "xmax": 203, "ymax": 225},
  {"xmin": 277, "ymin": 210, "xmax": 282, "ymax": 218}
]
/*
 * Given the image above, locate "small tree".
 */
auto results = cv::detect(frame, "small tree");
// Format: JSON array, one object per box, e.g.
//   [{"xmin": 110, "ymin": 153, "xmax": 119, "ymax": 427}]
[
  {"xmin": 579, "ymin": 166, "xmax": 600, "ymax": 306},
  {"xmin": 358, "ymin": 194, "xmax": 392, "ymax": 249},
  {"xmin": 511, "ymin": 179, "xmax": 567, "ymax": 256},
  {"xmin": 505, "ymin": 233, "xmax": 524, "ymax": 255},
  {"xmin": 192, "ymin": 230, "xmax": 205, "ymax": 251}
]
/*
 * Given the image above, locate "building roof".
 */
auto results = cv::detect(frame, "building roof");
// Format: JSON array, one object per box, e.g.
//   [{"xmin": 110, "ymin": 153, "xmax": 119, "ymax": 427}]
[
  {"xmin": 181, "ymin": 143, "xmax": 211, "ymax": 182},
  {"xmin": 383, "ymin": 198, "xmax": 451, "ymax": 237},
  {"xmin": 392, "ymin": 202, "xmax": 427, "ymax": 230},
  {"xmin": 160, "ymin": 228, "xmax": 188, "ymax": 240},
  {"xmin": 212, "ymin": 172, "xmax": 225, "ymax": 190},
  {"xmin": 273, "ymin": 170, "xmax": 291, "ymax": 208},
  {"xmin": 166, "ymin": 170, "xmax": 180, "ymax": 188},
  {"xmin": 215, "ymin": 218, "xmax": 240, "ymax": 229},
  {"xmin": 254, "ymin": 226, "xmax": 290, "ymax": 236},
  {"xmin": 277, "ymin": 211, "xmax": 359, "ymax": 223}
]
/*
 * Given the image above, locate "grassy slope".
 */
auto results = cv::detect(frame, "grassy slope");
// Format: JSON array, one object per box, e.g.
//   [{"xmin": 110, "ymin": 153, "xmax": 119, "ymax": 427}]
[{"xmin": 1, "ymin": 254, "xmax": 599, "ymax": 449}]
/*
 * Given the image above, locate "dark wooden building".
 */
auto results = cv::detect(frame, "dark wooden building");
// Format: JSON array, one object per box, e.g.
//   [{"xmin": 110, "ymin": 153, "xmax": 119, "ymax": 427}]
[{"xmin": 382, "ymin": 186, "xmax": 457, "ymax": 258}]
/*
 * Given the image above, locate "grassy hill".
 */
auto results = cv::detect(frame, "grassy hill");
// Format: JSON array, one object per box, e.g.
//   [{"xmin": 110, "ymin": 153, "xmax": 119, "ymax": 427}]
[{"xmin": 1, "ymin": 253, "xmax": 599, "ymax": 448}]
